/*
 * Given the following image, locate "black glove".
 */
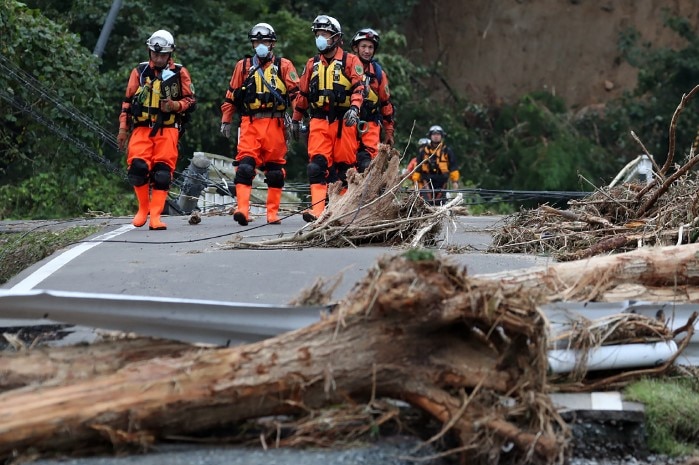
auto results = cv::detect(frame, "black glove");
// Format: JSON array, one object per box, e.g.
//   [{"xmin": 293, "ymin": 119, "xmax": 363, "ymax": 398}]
[
  {"xmin": 220, "ymin": 122, "xmax": 232, "ymax": 139},
  {"xmin": 290, "ymin": 120, "xmax": 301, "ymax": 141},
  {"xmin": 343, "ymin": 105, "xmax": 359, "ymax": 127}
]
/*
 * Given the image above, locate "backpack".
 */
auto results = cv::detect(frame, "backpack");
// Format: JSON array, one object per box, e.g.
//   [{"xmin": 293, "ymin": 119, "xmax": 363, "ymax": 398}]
[{"xmin": 372, "ymin": 60, "xmax": 383, "ymax": 85}]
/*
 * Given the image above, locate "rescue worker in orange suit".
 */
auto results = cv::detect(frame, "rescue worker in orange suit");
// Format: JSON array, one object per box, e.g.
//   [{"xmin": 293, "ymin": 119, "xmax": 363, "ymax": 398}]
[
  {"xmin": 411, "ymin": 125, "xmax": 460, "ymax": 205},
  {"xmin": 117, "ymin": 30, "xmax": 196, "ymax": 230},
  {"xmin": 289, "ymin": 15, "xmax": 365, "ymax": 222},
  {"xmin": 402, "ymin": 138, "xmax": 429, "ymax": 189},
  {"xmin": 220, "ymin": 23, "xmax": 300, "ymax": 226},
  {"xmin": 350, "ymin": 28, "xmax": 395, "ymax": 173}
]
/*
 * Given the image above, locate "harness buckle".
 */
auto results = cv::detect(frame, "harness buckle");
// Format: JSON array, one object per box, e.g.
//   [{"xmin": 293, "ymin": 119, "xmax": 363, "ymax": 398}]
[{"xmin": 357, "ymin": 120, "xmax": 369, "ymax": 135}]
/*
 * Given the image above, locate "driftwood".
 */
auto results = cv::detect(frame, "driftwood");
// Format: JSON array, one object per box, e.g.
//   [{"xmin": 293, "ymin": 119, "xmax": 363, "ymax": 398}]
[
  {"xmin": 2, "ymin": 244, "xmax": 699, "ymax": 463},
  {"xmin": 0, "ymin": 337, "xmax": 192, "ymax": 391},
  {"xmin": 491, "ymin": 86, "xmax": 699, "ymax": 260},
  {"xmin": 220, "ymin": 144, "xmax": 452, "ymax": 249}
]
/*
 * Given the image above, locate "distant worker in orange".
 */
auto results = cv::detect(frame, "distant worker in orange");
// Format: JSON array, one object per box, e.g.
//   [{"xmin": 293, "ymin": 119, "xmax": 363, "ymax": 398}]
[
  {"xmin": 411, "ymin": 125, "xmax": 460, "ymax": 205},
  {"xmin": 350, "ymin": 28, "xmax": 395, "ymax": 173},
  {"xmin": 402, "ymin": 138, "xmax": 429, "ymax": 188},
  {"xmin": 220, "ymin": 23, "xmax": 300, "ymax": 225},
  {"xmin": 290, "ymin": 15, "xmax": 365, "ymax": 222},
  {"xmin": 117, "ymin": 29, "xmax": 196, "ymax": 230}
]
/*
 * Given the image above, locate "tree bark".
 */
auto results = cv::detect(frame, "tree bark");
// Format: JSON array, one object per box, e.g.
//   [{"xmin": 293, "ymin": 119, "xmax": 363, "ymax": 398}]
[{"xmin": 0, "ymin": 338, "xmax": 192, "ymax": 391}]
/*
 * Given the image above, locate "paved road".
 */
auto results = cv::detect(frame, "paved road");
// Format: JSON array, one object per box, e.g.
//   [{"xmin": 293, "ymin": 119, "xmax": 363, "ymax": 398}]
[{"xmin": 1, "ymin": 213, "xmax": 551, "ymax": 305}]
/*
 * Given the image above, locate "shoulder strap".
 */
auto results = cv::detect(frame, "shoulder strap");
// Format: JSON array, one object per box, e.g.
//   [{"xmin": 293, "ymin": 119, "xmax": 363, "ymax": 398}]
[
  {"xmin": 253, "ymin": 56, "xmax": 285, "ymax": 106},
  {"xmin": 136, "ymin": 62, "xmax": 149, "ymax": 85},
  {"xmin": 372, "ymin": 60, "xmax": 383, "ymax": 84}
]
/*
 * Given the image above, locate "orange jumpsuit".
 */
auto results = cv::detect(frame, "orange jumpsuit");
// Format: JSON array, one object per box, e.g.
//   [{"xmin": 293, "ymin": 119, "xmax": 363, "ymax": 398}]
[
  {"xmin": 221, "ymin": 54, "xmax": 299, "ymax": 225},
  {"xmin": 412, "ymin": 142, "xmax": 459, "ymax": 205},
  {"xmin": 119, "ymin": 58, "xmax": 196, "ymax": 230},
  {"xmin": 292, "ymin": 48, "xmax": 365, "ymax": 219},
  {"xmin": 357, "ymin": 60, "xmax": 394, "ymax": 172}
]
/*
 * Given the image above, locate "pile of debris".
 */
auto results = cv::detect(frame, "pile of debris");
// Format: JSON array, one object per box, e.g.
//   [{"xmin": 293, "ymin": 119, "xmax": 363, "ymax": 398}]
[
  {"xmin": 2, "ymin": 243, "xmax": 698, "ymax": 464},
  {"xmin": 221, "ymin": 145, "xmax": 457, "ymax": 249},
  {"xmin": 490, "ymin": 86, "xmax": 699, "ymax": 261}
]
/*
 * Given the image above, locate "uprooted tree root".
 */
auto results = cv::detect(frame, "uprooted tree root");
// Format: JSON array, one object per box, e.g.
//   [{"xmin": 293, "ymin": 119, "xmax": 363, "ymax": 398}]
[
  {"xmin": 490, "ymin": 84, "xmax": 699, "ymax": 260},
  {"xmin": 220, "ymin": 144, "xmax": 461, "ymax": 250},
  {"xmin": 0, "ymin": 254, "xmax": 571, "ymax": 465}
]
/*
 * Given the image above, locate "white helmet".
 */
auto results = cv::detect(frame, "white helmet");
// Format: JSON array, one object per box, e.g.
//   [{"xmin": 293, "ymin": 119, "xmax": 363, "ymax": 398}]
[
  {"xmin": 249, "ymin": 23, "xmax": 277, "ymax": 41},
  {"xmin": 418, "ymin": 138, "xmax": 430, "ymax": 146},
  {"xmin": 311, "ymin": 15, "xmax": 342, "ymax": 36},
  {"xmin": 146, "ymin": 30, "xmax": 175, "ymax": 53},
  {"xmin": 427, "ymin": 125, "xmax": 446, "ymax": 137}
]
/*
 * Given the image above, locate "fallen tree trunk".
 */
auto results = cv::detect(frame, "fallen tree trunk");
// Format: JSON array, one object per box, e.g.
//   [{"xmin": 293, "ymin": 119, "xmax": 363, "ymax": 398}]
[
  {"xmin": 476, "ymin": 241, "xmax": 699, "ymax": 302},
  {"xmin": 3, "ymin": 244, "xmax": 699, "ymax": 463},
  {"xmin": 0, "ymin": 254, "xmax": 563, "ymax": 464},
  {"xmin": 0, "ymin": 337, "xmax": 192, "ymax": 391}
]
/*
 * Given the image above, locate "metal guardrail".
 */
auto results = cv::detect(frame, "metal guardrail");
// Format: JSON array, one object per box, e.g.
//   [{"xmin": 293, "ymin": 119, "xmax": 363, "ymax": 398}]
[
  {"xmin": 0, "ymin": 291, "xmax": 696, "ymax": 370},
  {"xmin": 0, "ymin": 289, "xmax": 326, "ymax": 347},
  {"xmin": 543, "ymin": 300, "xmax": 699, "ymax": 369}
]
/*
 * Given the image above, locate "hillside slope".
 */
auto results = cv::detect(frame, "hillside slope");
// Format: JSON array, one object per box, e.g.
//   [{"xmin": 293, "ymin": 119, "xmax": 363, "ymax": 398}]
[{"xmin": 406, "ymin": 0, "xmax": 699, "ymax": 109}]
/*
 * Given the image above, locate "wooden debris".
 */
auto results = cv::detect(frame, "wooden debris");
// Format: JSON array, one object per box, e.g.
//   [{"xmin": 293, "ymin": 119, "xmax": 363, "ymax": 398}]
[
  {"xmin": 2, "ymin": 244, "xmax": 699, "ymax": 463},
  {"xmin": 491, "ymin": 85, "xmax": 699, "ymax": 260},
  {"xmin": 220, "ymin": 144, "xmax": 459, "ymax": 249}
]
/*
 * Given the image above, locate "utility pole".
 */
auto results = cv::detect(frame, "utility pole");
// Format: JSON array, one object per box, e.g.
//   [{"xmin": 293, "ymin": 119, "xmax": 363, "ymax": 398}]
[{"xmin": 93, "ymin": 0, "xmax": 123, "ymax": 58}]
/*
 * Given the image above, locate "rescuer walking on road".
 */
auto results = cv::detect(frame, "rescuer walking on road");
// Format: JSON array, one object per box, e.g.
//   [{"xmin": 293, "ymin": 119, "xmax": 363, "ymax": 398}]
[
  {"xmin": 350, "ymin": 28, "xmax": 395, "ymax": 173},
  {"xmin": 220, "ymin": 23, "xmax": 300, "ymax": 226},
  {"xmin": 117, "ymin": 29, "xmax": 196, "ymax": 230},
  {"xmin": 290, "ymin": 15, "xmax": 366, "ymax": 222}
]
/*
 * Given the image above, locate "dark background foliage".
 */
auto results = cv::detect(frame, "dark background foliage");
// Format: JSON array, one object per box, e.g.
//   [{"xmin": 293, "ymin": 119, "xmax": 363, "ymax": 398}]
[{"xmin": 1, "ymin": 0, "xmax": 698, "ymax": 218}]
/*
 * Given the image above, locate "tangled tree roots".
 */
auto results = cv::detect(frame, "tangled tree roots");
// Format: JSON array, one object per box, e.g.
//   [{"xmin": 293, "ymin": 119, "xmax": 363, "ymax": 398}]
[
  {"xmin": 221, "ymin": 144, "xmax": 462, "ymax": 250},
  {"xmin": 0, "ymin": 254, "xmax": 570, "ymax": 465}
]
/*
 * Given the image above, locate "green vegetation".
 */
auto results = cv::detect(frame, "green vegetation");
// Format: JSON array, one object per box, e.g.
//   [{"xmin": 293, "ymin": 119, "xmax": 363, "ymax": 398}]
[
  {"xmin": 0, "ymin": 225, "xmax": 102, "ymax": 284},
  {"xmin": 625, "ymin": 377, "xmax": 699, "ymax": 455},
  {"xmin": 2, "ymin": 1, "xmax": 699, "ymax": 219},
  {"xmin": 402, "ymin": 248, "xmax": 435, "ymax": 261}
]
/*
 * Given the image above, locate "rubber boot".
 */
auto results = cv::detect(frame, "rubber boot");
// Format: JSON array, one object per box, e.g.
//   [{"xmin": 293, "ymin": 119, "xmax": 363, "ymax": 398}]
[
  {"xmin": 149, "ymin": 189, "xmax": 169, "ymax": 230},
  {"xmin": 132, "ymin": 184, "xmax": 150, "ymax": 227},
  {"xmin": 266, "ymin": 187, "xmax": 282, "ymax": 224},
  {"xmin": 303, "ymin": 184, "xmax": 327, "ymax": 223},
  {"xmin": 233, "ymin": 184, "xmax": 251, "ymax": 226}
]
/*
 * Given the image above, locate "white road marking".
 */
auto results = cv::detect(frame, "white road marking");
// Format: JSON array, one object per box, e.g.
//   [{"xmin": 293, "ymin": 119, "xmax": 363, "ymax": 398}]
[{"xmin": 10, "ymin": 224, "xmax": 133, "ymax": 292}]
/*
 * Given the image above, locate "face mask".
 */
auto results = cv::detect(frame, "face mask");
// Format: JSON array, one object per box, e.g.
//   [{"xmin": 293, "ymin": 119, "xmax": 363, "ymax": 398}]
[
  {"xmin": 315, "ymin": 35, "xmax": 329, "ymax": 51},
  {"xmin": 255, "ymin": 43, "xmax": 269, "ymax": 58}
]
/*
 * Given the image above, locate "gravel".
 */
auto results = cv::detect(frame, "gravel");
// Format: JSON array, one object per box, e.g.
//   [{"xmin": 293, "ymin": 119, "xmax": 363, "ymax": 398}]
[
  {"xmin": 29, "ymin": 436, "xmax": 445, "ymax": 465},
  {"xmin": 27, "ymin": 438, "xmax": 694, "ymax": 465}
]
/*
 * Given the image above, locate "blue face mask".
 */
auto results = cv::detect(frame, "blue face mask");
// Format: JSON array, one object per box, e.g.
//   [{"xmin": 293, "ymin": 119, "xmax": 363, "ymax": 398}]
[
  {"xmin": 315, "ymin": 35, "xmax": 329, "ymax": 52},
  {"xmin": 255, "ymin": 43, "xmax": 270, "ymax": 58}
]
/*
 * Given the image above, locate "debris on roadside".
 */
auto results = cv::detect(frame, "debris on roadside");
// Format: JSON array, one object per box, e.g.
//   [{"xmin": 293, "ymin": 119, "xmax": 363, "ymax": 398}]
[
  {"xmin": 490, "ymin": 84, "xmax": 699, "ymax": 261},
  {"xmin": 220, "ymin": 145, "xmax": 460, "ymax": 249},
  {"xmin": 2, "ymin": 243, "xmax": 699, "ymax": 464}
]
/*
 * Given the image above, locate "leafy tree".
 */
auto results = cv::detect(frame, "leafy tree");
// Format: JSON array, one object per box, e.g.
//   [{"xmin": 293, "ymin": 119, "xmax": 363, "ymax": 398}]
[
  {"xmin": 9, "ymin": 0, "xmax": 699, "ymax": 219},
  {"xmin": 0, "ymin": 0, "xmax": 129, "ymax": 219}
]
